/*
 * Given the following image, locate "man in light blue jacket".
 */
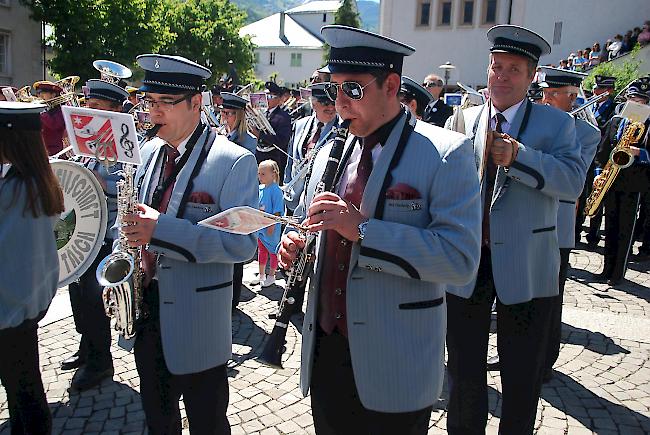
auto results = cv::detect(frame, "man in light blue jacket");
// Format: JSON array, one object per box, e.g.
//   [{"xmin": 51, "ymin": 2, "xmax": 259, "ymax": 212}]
[{"xmin": 446, "ymin": 25, "xmax": 584, "ymax": 435}]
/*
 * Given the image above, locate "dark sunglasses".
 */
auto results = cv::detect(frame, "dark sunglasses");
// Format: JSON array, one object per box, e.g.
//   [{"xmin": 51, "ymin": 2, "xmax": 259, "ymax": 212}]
[
  {"xmin": 324, "ymin": 77, "xmax": 377, "ymax": 102},
  {"xmin": 423, "ymin": 81, "xmax": 443, "ymax": 88},
  {"xmin": 315, "ymin": 98, "xmax": 335, "ymax": 106}
]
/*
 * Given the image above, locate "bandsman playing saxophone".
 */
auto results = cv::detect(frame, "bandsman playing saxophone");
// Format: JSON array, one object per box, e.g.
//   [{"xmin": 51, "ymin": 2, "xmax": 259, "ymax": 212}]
[
  {"xmin": 118, "ymin": 54, "xmax": 258, "ymax": 434},
  {"xmin": 592, "ymin": 80, "xmax": 650, "ymax": 286}
]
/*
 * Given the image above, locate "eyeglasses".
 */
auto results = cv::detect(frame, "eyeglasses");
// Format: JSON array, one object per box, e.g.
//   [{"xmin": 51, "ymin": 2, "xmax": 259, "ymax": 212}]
[
  {"xmin": 141, "ymin": 94, "xmax": 192, "ymax": 111},
  {"xmin": 423, "ymin": 81, "xmax": 443, "ymax": 88},
  {"xmin": 220, "ymin": 110, "xmax": 237, "ymax": 117},
  {"xmin": 324, "ymin": 77, "xmax": 377, "ymax": 102}
]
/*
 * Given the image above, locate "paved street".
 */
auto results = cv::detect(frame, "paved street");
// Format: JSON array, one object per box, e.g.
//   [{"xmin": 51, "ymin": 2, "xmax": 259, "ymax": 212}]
[{"xmin": 1, "ymin": 232, "xmax": 650, "ymax": 434}]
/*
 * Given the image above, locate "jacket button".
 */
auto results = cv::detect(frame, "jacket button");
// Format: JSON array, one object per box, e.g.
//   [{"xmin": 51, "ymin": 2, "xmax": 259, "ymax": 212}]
[
  {"xmin": 340, "ymin": 239, "xmax": 348, "ymax": 246},
  {"xmin": 335, "ymin": 313, "xmax": 342, "ymax": 319},
  {"xmin": 335, "ymin": 288, "xmax": 342, "ymax": 295},
  {"xmin": 338, "ymin": 264, "xmax": 345, "ymax": 271}
]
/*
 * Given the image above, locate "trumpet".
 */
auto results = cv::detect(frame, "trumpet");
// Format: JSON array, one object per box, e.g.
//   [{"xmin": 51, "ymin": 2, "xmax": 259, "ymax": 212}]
[{"xmin": 246, "ymin": 104, "xmax": 276, "ymax": 135}]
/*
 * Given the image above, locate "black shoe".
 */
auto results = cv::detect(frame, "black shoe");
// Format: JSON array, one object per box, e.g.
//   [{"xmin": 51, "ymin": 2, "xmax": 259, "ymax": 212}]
[
  {"xmin": 69, "ymin": 366, "xmax": 114, "ymax": 392},
  {"xmin": 60, "ymin": 352, "xmax": 85, "ymax": 371},
  {"xmin": 486, "ymin": 355, "xmax": 500, "ymax": 371},
  {"xmin": 542, "ymin": 369, "xmax": 555, "ymax": 384},
  {"xmin": 634, "ymin": 252, "xmax": 650, "ymax": 262},
  {"xmin": 607, "ymin": 278, "xmax": 622, "ymax": 287},
  {"xmin": 592, "ymin": 272, "xmax": 609, "ymax": 283}
]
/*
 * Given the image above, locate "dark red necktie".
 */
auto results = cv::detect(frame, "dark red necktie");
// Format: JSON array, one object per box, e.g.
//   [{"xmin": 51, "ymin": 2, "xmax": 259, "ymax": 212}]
[
  {"xmin": 143, "ymin": 146, "xmax": 180, "ymax": 286},
  {"xmin": 303, "ymin": 122, "xmax": 323, "ymax": 156},
  {"xmin": 343, "ymin": 139, "xmax": 375, "ymax": 207},
  {"xmin": 482, "ymin": 113, "xmax": 505, "ymax": 246}
]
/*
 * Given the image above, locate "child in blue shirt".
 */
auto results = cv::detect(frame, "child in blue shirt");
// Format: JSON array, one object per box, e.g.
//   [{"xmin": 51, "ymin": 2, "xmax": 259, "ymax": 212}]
[{"xmin": 256, "ymin": 159, "xmax": 284, "ymax": 287}]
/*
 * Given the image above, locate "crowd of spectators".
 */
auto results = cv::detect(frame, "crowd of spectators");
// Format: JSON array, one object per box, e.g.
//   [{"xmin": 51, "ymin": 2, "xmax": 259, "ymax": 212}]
[{"xmin": 553, "ymin": 20, "xmax": 650, "ymax": 72}]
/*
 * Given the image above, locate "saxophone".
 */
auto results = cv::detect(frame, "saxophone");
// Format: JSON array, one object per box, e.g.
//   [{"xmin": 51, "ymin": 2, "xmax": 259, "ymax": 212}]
[
  {"xmin": 584, "ymin": 119, "xmax": 646, "ymax": 217},
  {"xmin": 96, "ymin": 163, "xmax": 143, "ymax": 339}
]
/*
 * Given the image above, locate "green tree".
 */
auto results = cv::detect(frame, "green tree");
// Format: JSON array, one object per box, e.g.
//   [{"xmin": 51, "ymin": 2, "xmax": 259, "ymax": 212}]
[
  {"xmin": 323, "ymin": 0, "xmax": 361, "ymax": 63},
  {"xmin": 584, "ymin": 45, "xmax": 643, "ymax": 96},
  {"xmin": 162, "ymin": 0, "xmax": 256, "ymax": 87},
  {"xmin": 21, "ymin": 0, "xmax": 172, "ymax": 82},
  {"xmin": 334, "ymin": 0, "xmax": 361, "ymax": 28}
]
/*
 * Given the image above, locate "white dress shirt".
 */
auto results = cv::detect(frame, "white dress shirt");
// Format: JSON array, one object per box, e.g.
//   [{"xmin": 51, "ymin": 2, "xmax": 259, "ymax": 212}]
[
  {"xmin": 489, "ymin": 98, "xmax": 525, "ymax": 135},
  {"xmin": 0, "ymin": 163, "xmax": 12, "ymax": 178}
]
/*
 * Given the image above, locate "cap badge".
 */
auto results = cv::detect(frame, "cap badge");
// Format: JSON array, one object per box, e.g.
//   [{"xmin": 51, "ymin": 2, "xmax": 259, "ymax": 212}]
[{"xmin": 154, "ymin": 60, "xmax": 160, "ymax": 69}]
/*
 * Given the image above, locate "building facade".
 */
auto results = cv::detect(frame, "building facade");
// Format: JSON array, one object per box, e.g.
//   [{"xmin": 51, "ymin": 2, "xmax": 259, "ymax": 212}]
[
  {"xmin": 240, "ymin": 1, "xmax": 353, "ymax": 88},
  {"xmin": 380, "ymin": 0, "xmax": 650, "ymax": 88},
  {"xmin": 0, "ymin": 0, "xmax": 44, "ymax": 87}
]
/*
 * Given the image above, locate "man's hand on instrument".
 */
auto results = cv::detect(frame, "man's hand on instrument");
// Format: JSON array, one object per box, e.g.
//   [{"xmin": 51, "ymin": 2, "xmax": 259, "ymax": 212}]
[
  {"xmin": 121, "ymin": 204, "xmax": 160, "ymax": 247},
  {"xmin": 306, "ymin": 192, "xmax": 366, "ymax": 242},
  {"xmin": 630, "ymin": 146, "xmax": 641, "ymax": 157},
  {"xmin": 490, "ymin": 133, "xmax": 519, "ymax": 167},
  {"xmin": 278, "ymin": 231, "xmax": 306, "ymax": 269},
  {"xmin": 250, "ymin": 126, "xmax": 260, "ymax": 138},
  {"xmin": 91, "ymin": 170, "xmax": 108, "ymax": 191}
]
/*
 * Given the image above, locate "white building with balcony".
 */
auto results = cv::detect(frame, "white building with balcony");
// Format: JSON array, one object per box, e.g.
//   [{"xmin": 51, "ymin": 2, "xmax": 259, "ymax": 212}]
[
  {"xmin": 380, "ymin": 0, "xmax": 650, "ymax": 89},
  {"xmin": 240, "ymin": 1, "xmax": 353, "ymax": 88},
  {"xmin": 0, "ymin": 0, "xmax": 44, "ymax": 87}
]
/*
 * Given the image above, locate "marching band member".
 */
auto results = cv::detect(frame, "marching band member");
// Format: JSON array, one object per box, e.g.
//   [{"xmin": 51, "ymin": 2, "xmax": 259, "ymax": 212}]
[
  {"xmin": 279, "ymin": 25, "xmax": 481, "ymax": 434},
  {"xmin": 0, "ymin": 101, "xmax": 64, "ymax": 435},
  {"xmin": 120, "ymin": 54, "xmax": 258, "ymax": 434},
  {"xmin": 399, "ymin": 76, "xmax": 434, "ymax": 120},
  {"xmin": 283, "ymin": 83, "xmax": 338, "ymax": 214},
  {"xmin": 219, "ymin": 92, "xmax": 257, "ymax": 153},
  {"xmin": 252, "ymin": 81, "xmax": 292, "ymax": 181},
  {"xmin": 123, "ymin": 85, "xmax": 139, "ymax": 112},
  {"xmin": 539, "ymin": 67, "xmax": 601, "ymax": 381},
  {"xmin": 61, "ymin": 79, "xmax": 130, "ymax": 391},
  {"xmin": 33, "ymin": 80, "xmax": 66, "ymax": 157},
  {"xmin": 218, "ymin": 91, "xmax": 257, "ymax": 310},
  {"xmin": 445, "ymin": 25, "xmax": 583, "ymax": 434},
  {"xmin": 421, "ymin": 73, "xmax": 453, "ymax": 127},
  {"xmin": 585, "ymin": 75, "xmax": 617, "ymax": 246},
  {"xmin": 593, "ymin": 81, "xmax": 650, "ymax": 286}
]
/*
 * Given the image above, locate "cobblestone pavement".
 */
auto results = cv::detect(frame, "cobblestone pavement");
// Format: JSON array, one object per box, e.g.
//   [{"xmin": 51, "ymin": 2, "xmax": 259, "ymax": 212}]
[{"xmin": 1, "ymin": 233, "xmax": 650, "ymax": 434}]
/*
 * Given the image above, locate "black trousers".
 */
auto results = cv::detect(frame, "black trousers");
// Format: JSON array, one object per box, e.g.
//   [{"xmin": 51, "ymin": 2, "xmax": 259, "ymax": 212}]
[
  {"xmin": 603, "ymin": 191, "xmax": 641, "ymax": 280},
  {"xmin": 232, "ymin": 263, "xmax": 243, "ymax": 310},
  {"xmin": 0, "ymin": 310, "xmax": 51, "ymax": 435},
  {"xmin": 446, "ymin": 248, "xmax": 554, "ymax": 435},
  {"xmin": 68, "ymin": 242, "xmax": 112, "ymax": 370},
  {"xmin": 310, "ymin": 326, "xmax": 432, "ymax": 435},
  {"xmin": 545, "ymin": 248, "xmax": 571, "ymax": 372},
  {"xmin": 134, "ymin": 283, "xmax": 230, "ymax": 435},
  {"xmin": 637, "ymin": 194, "xmax": 650, "ymax": 253}
]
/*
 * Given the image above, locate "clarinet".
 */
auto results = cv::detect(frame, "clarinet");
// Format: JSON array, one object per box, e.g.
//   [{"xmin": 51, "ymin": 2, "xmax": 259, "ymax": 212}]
[{"xmin": 258, "ymin": 119, "xmax": 351, "ymax": 368}]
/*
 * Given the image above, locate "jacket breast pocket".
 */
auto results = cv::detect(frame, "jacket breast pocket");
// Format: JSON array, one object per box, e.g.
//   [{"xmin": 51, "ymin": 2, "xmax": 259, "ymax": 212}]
[
  {"xmin": 383, "ymin": 199, "xmax": 427, "ymax": 226},
  {"xmin": 184, "ymin": 202, "xmax": 217, "ymax": 224}
]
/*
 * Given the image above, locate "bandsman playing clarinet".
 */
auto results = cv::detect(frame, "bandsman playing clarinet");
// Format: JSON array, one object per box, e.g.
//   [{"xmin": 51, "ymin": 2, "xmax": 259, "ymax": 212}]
[
  {"xmin": 118, "ymin": 54, "xmax": 258, "ymax": 434},
  {"xmin": 278, "ymin": 25, "xmax": 481, "ymax": 434}
]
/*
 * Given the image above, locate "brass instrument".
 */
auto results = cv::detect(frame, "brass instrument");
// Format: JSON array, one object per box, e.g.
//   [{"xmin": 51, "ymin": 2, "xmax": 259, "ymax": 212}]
[
  {"xmin": 96, "ymin": 164, "xmax": 143, "ymax": 339},
  {"xmin": 446, "ymin": 82, "xmax": 486, "ymax": 134},
  {"xmin": 42, "ymin": 76, "xmax": 81, "ymax": 109},
  {"xmin": 281, "ymin": 96, "xmax": 297, "ymax": 110},
  {"xmin": 258, "ymin": 119, "xmax": 351, "ymax": 368},
  {"xmin": 93, "ymin": 59, "xmax": 133, "ymax": 85},
  {"xmin": 246, "ymin": 104, "xmax": 276, "ymax": 135},
  {"xmin": 96, "ymin": 127, "xmax": 159, "ymax": 339},
  {"xmin": 16, "ymin": 86, "xmax": 39, "ymax": 102},
  {"xmin": 571, "ymin": 90, "xmax": 608, "ymax": 127},
  {"xmin": 584, "ymin": 120, "xmax": 646, "ymax": 216}
]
